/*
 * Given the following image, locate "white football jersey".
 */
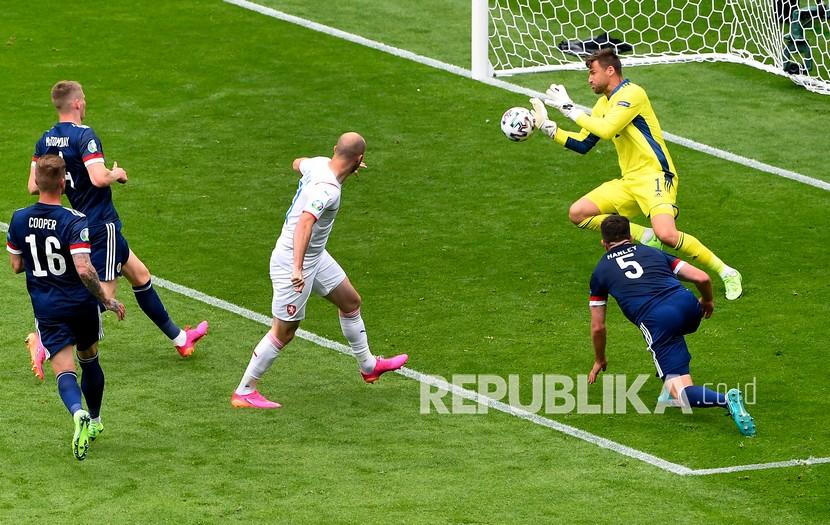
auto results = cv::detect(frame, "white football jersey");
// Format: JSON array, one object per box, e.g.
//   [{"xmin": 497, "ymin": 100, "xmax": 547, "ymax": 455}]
[{"xmin": 274, "ymin": 157, "xmax": 342, "ymax": 269}]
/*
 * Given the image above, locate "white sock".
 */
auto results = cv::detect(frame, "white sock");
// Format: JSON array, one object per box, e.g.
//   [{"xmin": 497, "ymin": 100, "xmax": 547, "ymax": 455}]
[
  {"xmin": 172, "ymin": 330, "xmax": 187, "ymax": 346},
  {"xmin": 719, "ymin": 266, "xmax": 736, "ymax": 279},
  {"xmin": 339, "ymin": 308, "xmax": 376, "ymax": 373},
  {"xmin": 235, "ymin": 332, "xmax": 283, "ymax": 395},
  {"xmin": 91, "ymin": 416, "xmax": 102, "ymax": 424}
]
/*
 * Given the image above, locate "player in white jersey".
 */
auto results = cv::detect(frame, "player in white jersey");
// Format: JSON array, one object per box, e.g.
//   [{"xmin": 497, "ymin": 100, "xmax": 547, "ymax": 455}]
[{"xmin": 231, "ymin": 132, "xmax": 409, "ymax": 409}]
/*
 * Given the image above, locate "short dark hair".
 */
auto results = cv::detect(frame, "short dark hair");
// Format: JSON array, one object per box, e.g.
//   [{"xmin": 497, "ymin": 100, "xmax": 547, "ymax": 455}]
[
  {"xmin": 586, "ymin": 48, "xmax": 622, "ymax": 75},
  {"xmin": 600, "ymin": 215, "xmax": 631, "ymax": 243},
  {"xmin": 35, "ymin": 155, "xmax": 66, "ymax": 193}
]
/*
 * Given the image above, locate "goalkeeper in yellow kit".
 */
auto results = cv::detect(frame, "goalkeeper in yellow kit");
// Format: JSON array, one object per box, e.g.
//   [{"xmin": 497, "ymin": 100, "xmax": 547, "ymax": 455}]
[{"xmin": 529, "ymin": 49, "xmax": 742, "ymax": 300}]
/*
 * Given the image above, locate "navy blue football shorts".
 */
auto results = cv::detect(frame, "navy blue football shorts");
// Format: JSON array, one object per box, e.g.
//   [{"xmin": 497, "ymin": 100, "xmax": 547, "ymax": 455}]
[
  {"xmin": 637, "ymin": 290, "xmax": 703, "ymax": 380},
  {"xmin": 89, "ymin": 221, "xmax": 131, "ymax": 281},
  {"xmin": 36, "ymin": 303, "xmax": 102, "ymax": 358}
]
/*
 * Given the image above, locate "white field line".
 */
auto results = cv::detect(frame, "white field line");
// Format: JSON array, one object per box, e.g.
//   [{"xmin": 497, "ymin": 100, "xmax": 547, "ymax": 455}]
[
  {"xmin": 2, "ymin": 4, "xmax": 828, "ymax": 473},
  {"xmin": 0, "ymin": 219, "xmax": 825, "ymax": 475},
  {"xmin": 224, "ymin": 0, "xmax": 830, "ymax": 193},
  {"xmin": 7, "ymin": 0, "xmax": 830, "ymax": 473},
  {"xmin": 688, "ymin": 456, "xmax": 830, "ymax": 476},
  {"xmin": 151, "ymin": 275, "xmax": 690, "ymax": 476},
  {"xmin": 152, "ymin": 273, "xmax": 827, "ymax": 477}
]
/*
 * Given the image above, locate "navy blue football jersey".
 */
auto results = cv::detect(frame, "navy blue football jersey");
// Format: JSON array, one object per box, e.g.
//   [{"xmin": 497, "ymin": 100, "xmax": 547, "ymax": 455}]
[
  {"xmin": 589, "ymin": 243, "xmax": 688, "ymax": 325},
  {"xmin": 6, "ymin": 203, "xmax": 98, "ymax": 318},
  {"xmin": 33, "ymin": 122, "xmax": 119, "ymax": 227}
]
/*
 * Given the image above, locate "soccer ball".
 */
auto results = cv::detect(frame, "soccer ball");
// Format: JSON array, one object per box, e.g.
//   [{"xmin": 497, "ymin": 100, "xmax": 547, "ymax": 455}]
[{"xmin": 500, "ymin": 107, "xmax": 535, "ymax": 142}]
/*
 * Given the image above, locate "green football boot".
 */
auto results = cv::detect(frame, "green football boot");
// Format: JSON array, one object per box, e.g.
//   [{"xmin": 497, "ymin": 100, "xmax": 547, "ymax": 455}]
[
  {"xmin": 722, "ymin": 270, "xmax": 743, "ymax": 301},
  {"xmin": 88, "ymin": 420, "xmax": 104, "ymax": 442},
  {"xmin": 726, "ymin": 388, "xmax": 755, "ymax": 437},
  {"xmin": 657, "ymin": 388, "xmax": 676, "ymax": 406},
  {"xmin": 72, "ymin": 410, "xmax": 92, "ymax": 460},
  {"xmin": 641, "ymin": 234, "xmax": 664, "ymax": 251}
]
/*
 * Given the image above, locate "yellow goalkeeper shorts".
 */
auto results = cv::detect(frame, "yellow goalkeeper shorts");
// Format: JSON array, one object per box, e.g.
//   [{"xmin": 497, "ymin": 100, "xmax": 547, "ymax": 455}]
[{"xmin": 583, "ymin": 172, "xmax": 679, "ymax": 218}]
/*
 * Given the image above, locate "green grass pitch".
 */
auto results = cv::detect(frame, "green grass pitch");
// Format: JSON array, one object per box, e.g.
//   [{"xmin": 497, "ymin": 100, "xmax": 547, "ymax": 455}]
[{"xmin": 1, "ymin": 1, "xmax": 828, "ymax": 523}]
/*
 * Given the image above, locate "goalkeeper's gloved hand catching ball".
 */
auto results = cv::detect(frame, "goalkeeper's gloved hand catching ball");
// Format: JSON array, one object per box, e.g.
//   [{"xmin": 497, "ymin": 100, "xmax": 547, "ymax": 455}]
[
  {"xmin": 544, "ymin": 84, "xmax": 583, "ymax": 121},
  {"xmin": 529, "ymin": 97, "xmax": 558, "ymax": 139}
]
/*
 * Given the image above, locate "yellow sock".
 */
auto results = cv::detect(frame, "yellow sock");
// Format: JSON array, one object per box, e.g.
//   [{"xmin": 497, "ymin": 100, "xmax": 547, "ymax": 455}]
[
  {"xmin": 577, "ymin": 216, "xmax": 650, "ymax": 243},
  {"xmin": 673, "ymin": 231, "xmax": 726, "ymax": 275},
  {"xmin": 576, "ymin": 214, "xmax": 611, "ymax": 232}
]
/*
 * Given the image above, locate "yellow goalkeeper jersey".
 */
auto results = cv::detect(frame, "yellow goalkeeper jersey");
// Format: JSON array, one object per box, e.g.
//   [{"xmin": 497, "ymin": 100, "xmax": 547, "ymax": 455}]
[{"xmin": 554, "ymin": 79, "xmax": 677, "ymax": 180}]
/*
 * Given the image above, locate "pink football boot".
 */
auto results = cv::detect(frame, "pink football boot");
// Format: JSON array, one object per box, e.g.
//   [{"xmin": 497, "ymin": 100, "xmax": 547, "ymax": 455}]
[
  {"xmin": 231, "ymin": 390, "xmax": 282, "ymax": 409},
  {"xmin": 175, "ymin": 321, "xmax": 209, "ymax": 358},
  {"xmin": 25, "ymin": 333, "xmax": 46, "ymax": 382},
  {"xmin": 361, "ymin": 354, "xmax": 409, "ymax": 383}
]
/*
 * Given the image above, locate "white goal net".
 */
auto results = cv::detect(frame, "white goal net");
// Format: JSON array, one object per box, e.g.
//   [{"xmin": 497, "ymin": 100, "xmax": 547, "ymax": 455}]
[{"xmin": 477, "ymin": 0, "xmax": 830, "ymax": 95}]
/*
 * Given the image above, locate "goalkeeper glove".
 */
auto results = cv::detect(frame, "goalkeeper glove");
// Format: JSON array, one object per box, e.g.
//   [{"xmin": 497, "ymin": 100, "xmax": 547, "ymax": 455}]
[
  {"xmin": 529, "ymin": 97, "xmax": 558, "ymax": 139},
  {"xmin": 545, "ymin": 84, "xmax": 583, "ymax": 121}
]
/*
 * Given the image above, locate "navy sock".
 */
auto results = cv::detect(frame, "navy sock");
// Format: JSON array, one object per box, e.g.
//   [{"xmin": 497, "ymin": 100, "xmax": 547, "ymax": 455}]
[
  {"xmin": 79, "ymin": 355, "xmax": 105, "ymax": 419},
  {"xmin": 56, "ymin": 371, "xmax": 83, "ymax": 415},
  {"xmin": 682, "ymin": 385, "xmax": 727, "ymax": 408},
  {"xmin": 133, "ymin": 279, "xmax": 181, "ymax": 340}
]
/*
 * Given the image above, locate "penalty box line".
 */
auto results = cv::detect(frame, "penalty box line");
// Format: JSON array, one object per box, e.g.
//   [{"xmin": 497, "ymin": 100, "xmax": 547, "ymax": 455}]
[
  {"xmin": 224, "ymin": 0, "xmax": 830, "ymax": 193},
  {"xmin": 0, "ymin": 220, "xmax": 825, "ymax": 476}
]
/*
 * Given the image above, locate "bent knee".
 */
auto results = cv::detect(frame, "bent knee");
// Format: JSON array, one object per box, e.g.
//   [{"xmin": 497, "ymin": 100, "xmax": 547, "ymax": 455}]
[
  {"xmin": 76, "ymin": 346, "xmax": 99, "ymax": 361},
  {"xmin": 123, "ymin": 254, "xmax": 151, "ymax": 285},
  {"xmin": 568, "ymin": 204, "xmax": 588, "ymax": 225},
  {"xmin": 654, "ymin": 229, "xmax": 680, "ymax": 247},
  {"xmin": 271, "ymin": 321, "xmax": 298, "ymax": 345},
  {"xmin": 330, "ymin": 283, "xmax": 361, "ymax": 314},
  {"xmin": 343, "ymin": 293, "xmax": 362, "ymax": 314}
]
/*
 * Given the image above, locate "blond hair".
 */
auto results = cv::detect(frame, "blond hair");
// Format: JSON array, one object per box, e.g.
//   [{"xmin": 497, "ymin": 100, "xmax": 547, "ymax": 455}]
[
  {"xmin": 51, "ymin": 80, "xmax": 84, "ymax": 112},
  {"xmin": 35, "ymin": 155, "xmax": 66, "ymax": 192}
]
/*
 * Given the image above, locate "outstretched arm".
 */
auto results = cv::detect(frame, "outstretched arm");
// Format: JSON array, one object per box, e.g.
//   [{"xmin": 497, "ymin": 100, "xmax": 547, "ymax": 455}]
[
  {"xmin": 572, "ymin": 104, "xmax": 638, "ymax": 141},
  {"xmin": 544, "ymin": 83, "xmax": 640, "ymax": 140},
  {"xmin": 588, "ymin": 304, "xmax": 608, "ymax": 383},
  {"xmin": 529, "ymin": 97, "xmax": 599, "ymax": 154},
  {"xmin": 72, "ymin": 253, "xmax": 125, "ymax": 320},
  {"xmin": 554, "ymin": 127, "xmax": 601, "ymax": 154},
  {"xmin": 292, "ymin": 157, "xmax": 309, "ymax": 173}
]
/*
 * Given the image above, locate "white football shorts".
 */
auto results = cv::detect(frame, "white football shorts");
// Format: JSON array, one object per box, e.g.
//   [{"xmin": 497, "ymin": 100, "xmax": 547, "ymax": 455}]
[{"xmin": 270, "ymin": 249, "xmax": 347, "ymax": 321}]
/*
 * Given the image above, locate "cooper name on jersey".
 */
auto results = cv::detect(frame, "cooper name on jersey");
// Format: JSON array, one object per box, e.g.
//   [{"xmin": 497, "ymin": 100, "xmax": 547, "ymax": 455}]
[
  {"xmin": 45, "ymin": 136, "xmax": 70, "ymax": 148},
  {"xmin": 28, "ymin": 217, "xmax": 58, "ymax": 230}
]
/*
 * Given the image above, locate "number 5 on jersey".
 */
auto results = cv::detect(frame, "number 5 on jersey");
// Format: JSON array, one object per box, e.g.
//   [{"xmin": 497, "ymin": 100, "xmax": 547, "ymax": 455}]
[{"xmin": 616, "ymin": 253, "xmax": 643, "ymax": 279}]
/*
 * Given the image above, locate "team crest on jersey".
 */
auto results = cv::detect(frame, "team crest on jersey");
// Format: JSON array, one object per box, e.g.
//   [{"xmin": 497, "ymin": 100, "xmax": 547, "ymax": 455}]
[
  {"xmin": 80, "ymin": 228, "xmax": 89, "ymax": 242},
  {"xmin": 286, "ymin": 304, "xmax": 297, "ymax": 316},
  {"xmin": 311, "ymin": 200, "xmax": 324, "ymax": 212},
  {"xmin": 617, "ymin": 101, "xmax": 631, "ymax": 107},
  {"xmin": 87, "ymin": 140, "xmax": 98, "ymax": 153}
]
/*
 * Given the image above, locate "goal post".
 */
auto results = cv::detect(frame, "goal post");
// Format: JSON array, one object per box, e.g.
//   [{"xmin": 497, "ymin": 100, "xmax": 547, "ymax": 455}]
[
  {"xmin": 472, "ymin": 0, "xmax": 491, "ymax": 79},
  {"xmin": 471, "ymin": 0, "xmax": 830, "ymax": 95}
]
